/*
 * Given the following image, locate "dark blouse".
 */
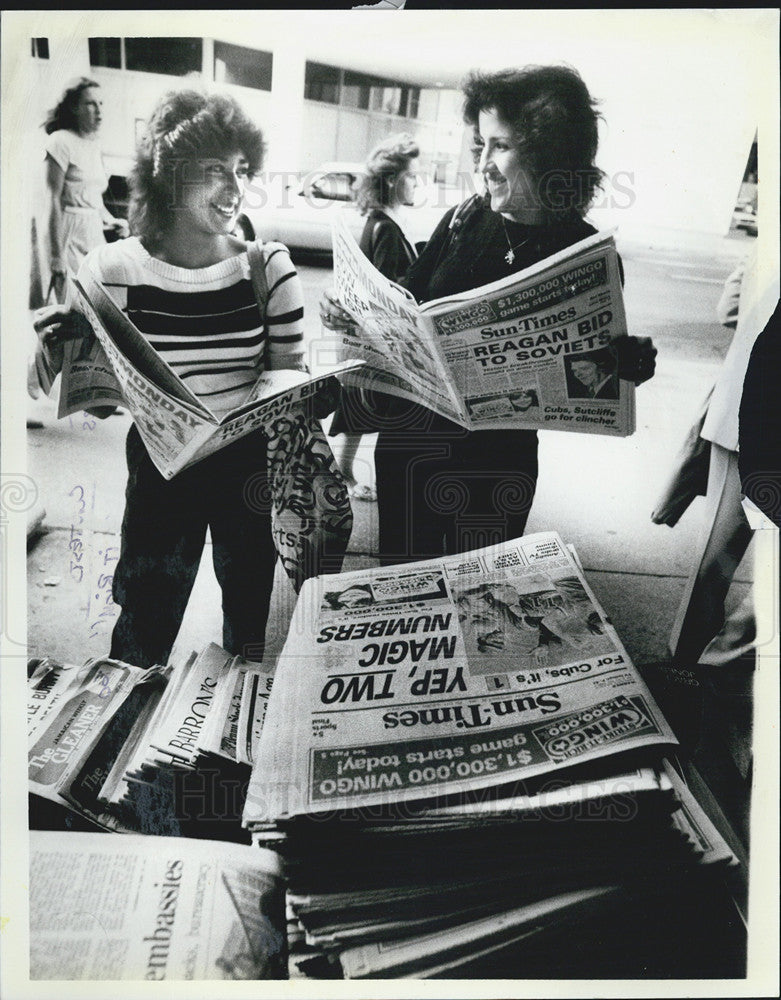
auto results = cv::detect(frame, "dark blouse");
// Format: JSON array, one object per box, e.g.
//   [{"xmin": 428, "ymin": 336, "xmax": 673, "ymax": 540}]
[
  {"xmin": 403, "ymin": 194, "xmax": 600, "ymax": 304},
  {"xmin": 359, "ymin": 209, "xmax": 417, "ymax": 281}
]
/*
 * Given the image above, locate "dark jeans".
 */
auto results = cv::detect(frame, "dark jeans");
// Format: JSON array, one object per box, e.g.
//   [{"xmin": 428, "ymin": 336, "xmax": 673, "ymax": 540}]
[
  {"xmin": 374, "ymin": 407, "xmax": 539, "ymax": 565},
  {"xmin": 110, "ymin": 425, "xmax": 276, "ymax": 668}
]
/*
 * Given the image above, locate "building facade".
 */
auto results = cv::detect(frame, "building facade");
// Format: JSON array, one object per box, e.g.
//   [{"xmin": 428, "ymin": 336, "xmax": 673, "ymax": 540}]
[{"xmin": 30, "ymin": 34, "xmax": 469, "ymax": 182}]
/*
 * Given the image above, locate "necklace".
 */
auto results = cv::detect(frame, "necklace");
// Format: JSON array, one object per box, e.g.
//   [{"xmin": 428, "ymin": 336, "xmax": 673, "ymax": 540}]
[{"xmin": 501, "ymin": 218, "xmax": 530, "ymax": 265}]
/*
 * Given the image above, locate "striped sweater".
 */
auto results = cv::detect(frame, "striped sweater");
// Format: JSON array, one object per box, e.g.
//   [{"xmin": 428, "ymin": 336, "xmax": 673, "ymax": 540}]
[{"xmin": 80, "ymin": 236, "xmax": 306, "ymax": 418}]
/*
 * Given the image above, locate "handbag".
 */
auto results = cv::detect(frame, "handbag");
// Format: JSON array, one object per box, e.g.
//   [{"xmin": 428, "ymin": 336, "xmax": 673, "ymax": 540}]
[
  {"xmin": 247, "ymin": 239, "xmax": 353, "ymax": 591},
  {"xmin": 651, "ymin": 387, "xmax": 713, "ymax": 527}
]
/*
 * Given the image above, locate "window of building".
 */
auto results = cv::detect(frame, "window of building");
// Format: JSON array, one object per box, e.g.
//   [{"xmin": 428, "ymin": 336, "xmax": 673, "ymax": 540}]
[
  {"xmin": 214, "ymin": 41, "xmax": 272, "ymax": 91},
  {"xmin": 124, "ymin": 37, "xmax": 202, "ymax": 77},
  {"xmin": 305, "ymin": 63, "xmax": 419, "ymax": 118},
  {"xmin": 31, "ymin": 38, "xmax": 49, "ymax": 59},
  {"xmin": 304, "ymin": 62, "xmax": 340, "ymax": 105},
  {"xmin": 88, "ymin": 37, "xmax": 121, "ymax": 69},
  {"xmin": 343, "ymin": 70, "xmax": 381, "ymax": 111},
  {"xmin": 402, "ymin": 86, "xmax": 420, "ymax": 119}
]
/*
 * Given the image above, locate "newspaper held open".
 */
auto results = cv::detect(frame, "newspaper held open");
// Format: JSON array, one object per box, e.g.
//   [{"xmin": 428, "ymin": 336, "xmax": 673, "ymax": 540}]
[
  {"xmin": 331, "ymin": 211, "xmax": 635, "ymax": 435},
  {"xmin": 60, "ymin": 266, "xmax": 363, "ymax": 479}
]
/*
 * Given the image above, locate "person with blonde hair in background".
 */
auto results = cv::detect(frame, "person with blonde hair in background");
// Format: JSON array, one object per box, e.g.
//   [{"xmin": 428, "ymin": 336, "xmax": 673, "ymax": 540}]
[{"xmin": 328, "ymin": 132, "xmax": 421, "ymax": 501}]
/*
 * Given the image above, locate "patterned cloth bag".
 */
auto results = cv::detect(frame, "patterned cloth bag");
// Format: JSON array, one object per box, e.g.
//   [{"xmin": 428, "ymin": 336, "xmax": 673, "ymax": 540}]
[
  {"xmin": 247, "ymin": 240, "xmax": 353, "ymax": 591},
  {"xmin": 265, "ymin": 406, "xmax": 354, "ymax": 591}
]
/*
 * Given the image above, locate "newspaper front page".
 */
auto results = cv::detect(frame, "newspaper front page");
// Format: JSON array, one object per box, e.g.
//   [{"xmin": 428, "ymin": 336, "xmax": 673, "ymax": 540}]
[
  {"xmin": 29, "ymin": 831, "xmax": 286, "ymax": 980},
  {"xmin": 62, "ymin": 267, "xmax": 362, "ymax": 479},
  {"xmin": 332, "ymin": 213, "xmax": 634, "ymax": 435},
  {"xmin": 244, "ymin": 533, "xmax": 677, "ymax": 823},
  {"xmin": 28, "ymin": 658, "xmax": 150, "ymax": 808}
]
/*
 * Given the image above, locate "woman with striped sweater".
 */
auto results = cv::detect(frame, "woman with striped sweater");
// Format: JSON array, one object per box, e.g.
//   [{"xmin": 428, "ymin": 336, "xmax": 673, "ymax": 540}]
[{"xmin": 35, "ymin": 90, "xmax": 306, "ymax": 668}]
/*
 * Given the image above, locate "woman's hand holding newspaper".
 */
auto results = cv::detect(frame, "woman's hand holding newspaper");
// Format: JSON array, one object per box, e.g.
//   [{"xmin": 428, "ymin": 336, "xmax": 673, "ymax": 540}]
[
  {"xmin": 319, "ymin": 289, "xmax": 356, "ymax": 333},
  {"xmin": 32, "ymin": 305, "xmax": 117, "ymax": 419},
  {"xmin": 612, "ymin": 335, "xmax": 658, "ymax": 386},
  {"xmin": 33, "ymin": 303, "xmax": 91, "ymax": 348}
]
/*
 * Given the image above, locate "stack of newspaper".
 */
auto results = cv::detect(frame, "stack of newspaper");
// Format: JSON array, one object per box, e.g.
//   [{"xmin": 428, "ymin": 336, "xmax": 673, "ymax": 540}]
[
  {"xmin": 242, "ymin": 532, "xmax": 738, "ymax": 978},
  {"xmin": 28, "ymin": 643, "xmax": 273, "ymax": 835}
]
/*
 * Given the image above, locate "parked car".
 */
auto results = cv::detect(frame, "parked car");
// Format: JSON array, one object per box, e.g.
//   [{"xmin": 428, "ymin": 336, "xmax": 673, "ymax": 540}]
[
  {"xmin": 237, "ymin": 161, "xmax": 474, "ymax": 254},
  {"xmin": 732, "ymin": 200, "xmax": 757, "ymax": 236},
  {"xmin": 731, "ymin": 181, "xmax": 757, "ymax": 236}
]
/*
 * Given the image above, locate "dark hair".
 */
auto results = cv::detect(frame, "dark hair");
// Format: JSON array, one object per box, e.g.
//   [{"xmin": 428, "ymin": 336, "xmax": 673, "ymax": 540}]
[
  {"xmin": 129, "ymin": 89, "xmax": 265, "ymax": 245},
  {"xmin": 355, "ymin": 132, "xmax": 420, "ymax": 215},
  {"xmin": 44, "ymin": 77, "xmax": 100, "ymax": 135},
  {"xmin": 462, "ymin": 65, "xmax": 604, "ymax": 216}
]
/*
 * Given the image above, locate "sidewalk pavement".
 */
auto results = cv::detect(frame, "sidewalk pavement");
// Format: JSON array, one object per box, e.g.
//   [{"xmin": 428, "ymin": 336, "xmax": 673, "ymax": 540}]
[{"xmin": 26, "ymin": 346, "xmax": 753, "ymax": 674}]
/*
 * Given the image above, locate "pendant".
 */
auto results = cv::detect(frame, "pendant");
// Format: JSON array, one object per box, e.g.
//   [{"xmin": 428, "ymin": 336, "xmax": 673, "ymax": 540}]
[{"xmin": 505, "ymin": 249, "xmax": 515, "ymax": 265}]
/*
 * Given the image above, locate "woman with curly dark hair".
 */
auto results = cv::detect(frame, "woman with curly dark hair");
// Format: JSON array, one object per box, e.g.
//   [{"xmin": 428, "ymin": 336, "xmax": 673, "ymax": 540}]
[
  {"xmin": 330, "ymin": 132, "xmax": 420, "ymax": 500},
  {"xmin": 35, "ymin": 89, "xmax": 306, "ymax": 667},
  {"xmin": 322, "ymin": 65, "xmax": 656, "ymax": 565}
]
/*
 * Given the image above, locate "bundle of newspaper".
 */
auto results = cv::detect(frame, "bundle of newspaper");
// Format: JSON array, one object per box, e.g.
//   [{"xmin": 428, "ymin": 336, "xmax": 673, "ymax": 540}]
[
  {"xmin": 28, "ymin": 830, "xmax": 287, "ymax": 980},
  {"xmin": 28, "ymin": 655, "xmax": 169, "ymax": 832},
  {"xmin": 28, "ymin": 643, "xmax": 273, "ymax": 835},
  {"xmin": 242, "ymin": 532, "xmax": 739, "ymax": 978}
]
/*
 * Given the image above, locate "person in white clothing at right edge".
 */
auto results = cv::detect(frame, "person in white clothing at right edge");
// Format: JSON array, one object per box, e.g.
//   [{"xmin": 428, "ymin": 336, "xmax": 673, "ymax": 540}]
[
  {"xmin": 665, "ymin": 245, "xmax": 777, "ymax": 669},
  {"xmin": 656, "ymin": 243, "xmax": 778, "ymax": 849}
]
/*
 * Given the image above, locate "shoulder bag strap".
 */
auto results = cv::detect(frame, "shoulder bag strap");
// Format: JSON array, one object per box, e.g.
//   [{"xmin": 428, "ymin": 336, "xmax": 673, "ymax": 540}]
[
  {"xmin": 246, "ymin": 238, "xmax": 268, "ymax": 313},
  {"xmin": 370, "ymin": 218, "xmax": 382, "ymax": 260},
  {"xmin": 246, "ymin": 238, "xmax": 270, "ymax": 369},
  {"xmin": 428, "ymin": 193, "xmax": 483, "ymax": 276}
]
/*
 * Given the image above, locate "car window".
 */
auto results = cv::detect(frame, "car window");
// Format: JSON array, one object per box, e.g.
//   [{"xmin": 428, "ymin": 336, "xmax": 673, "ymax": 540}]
[{"xmin": 310, "ymin": 173, "xmax": 357, "ymax": 202}]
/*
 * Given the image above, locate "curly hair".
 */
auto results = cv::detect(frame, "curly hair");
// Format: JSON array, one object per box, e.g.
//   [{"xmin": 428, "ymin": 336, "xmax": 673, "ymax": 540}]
[
  {"xmin": 44, "ymin": 77, "xmax": 100, "ymax": 135},
  {"xmin": 354, "ymin": 132, "xmax": 420, "ymax": 215},
  {"xmin": 129, "ymin": 89, "xmax": 265, "ymax": 245},
  {"xmin": 462, "ymin": 65, "xmax": 604, "ymax": 216}
]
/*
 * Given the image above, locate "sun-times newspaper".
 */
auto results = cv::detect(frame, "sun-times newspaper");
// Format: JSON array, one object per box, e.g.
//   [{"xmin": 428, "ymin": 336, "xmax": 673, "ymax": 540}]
[
  {"xmin": 28, "ymin": 831, "xmax": 286, "ymax": 980},
  {"xmin": 58, "ymin": 266, "xmax": 363, "ymax": 479},
  {"xmin": 332, "ymin": 212, "xmax": 634, "ymax": 436},
  {"xmin": 244, "ymin": 533, "xmax": 676, "ymax": 825},
  {"xmin": 338, "ymin": 886, "xmax": 619, "ymax": 979}
]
